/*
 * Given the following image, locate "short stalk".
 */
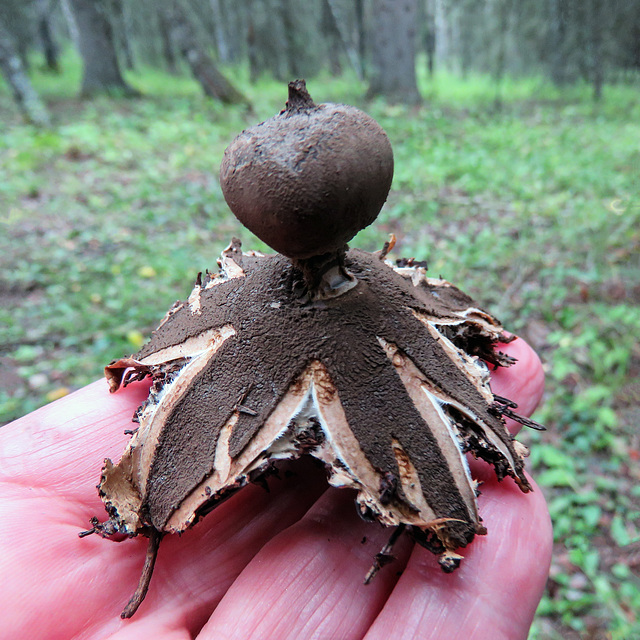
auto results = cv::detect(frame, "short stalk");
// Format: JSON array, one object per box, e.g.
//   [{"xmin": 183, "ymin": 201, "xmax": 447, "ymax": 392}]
[{"xmin": 294, "ymin": 247, "xmax": 357, "ymax": 300}]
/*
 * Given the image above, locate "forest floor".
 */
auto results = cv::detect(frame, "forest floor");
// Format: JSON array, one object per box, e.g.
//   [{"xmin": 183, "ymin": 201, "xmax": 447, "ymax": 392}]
[{"xmin": 1, "ymin": 61, "xmax": 639, "ymax": 639}]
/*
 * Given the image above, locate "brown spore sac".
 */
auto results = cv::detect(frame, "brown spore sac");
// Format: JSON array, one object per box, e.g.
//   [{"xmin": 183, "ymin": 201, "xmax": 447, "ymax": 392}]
[{"xmin": 220, "ymin": 80, "xmax": 394, "ymax": 260}]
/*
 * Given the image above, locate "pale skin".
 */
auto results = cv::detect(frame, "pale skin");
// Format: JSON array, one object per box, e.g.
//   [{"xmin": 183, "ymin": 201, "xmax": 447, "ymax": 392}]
[{"xmin": 0, "ymin": 337, "xmax": 551, "ymax": 640}]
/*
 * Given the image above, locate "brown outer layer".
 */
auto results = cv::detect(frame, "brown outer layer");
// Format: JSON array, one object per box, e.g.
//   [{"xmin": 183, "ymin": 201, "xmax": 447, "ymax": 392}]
[
  {"xmin": 219, "ymin": 104, "xmax": 394, "ymax": 259},
  {"xmin": 101, "ymin": 249, "xmax": 529, "ymax": 557}
]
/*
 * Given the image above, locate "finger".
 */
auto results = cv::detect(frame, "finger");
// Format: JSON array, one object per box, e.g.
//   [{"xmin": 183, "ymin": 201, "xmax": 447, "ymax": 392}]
[
  {"xmin": 0, "ymin": 379, "xmax": 151, "ymax": 502},
  {"xmin": 1, "ymin": 383, "xmax": 336, "ymax": 637},
  {"xmin": 0, "ymin": 337, "xmax": 546, "ymax": 639},
  {"xmin": 197, "ymin": 487, "xmax": 413, "ymax": 640},
  {"xmin": 0, "ymin": 457, "xmax": 329, "ymax": 639},
  {"xmin": 194, "ymin": 336, "xmax": 546, "ymax": 639},
  {"xmin": 112, "ymin": 459, "xmax": 329, "ymax": 624},
  {"xmin": 196, "ymin": 336, "xmax": 547, "ymax": 639},
  {"xmin": 363, "ymin": 473, "xmax": 552, "ymax": 640}
]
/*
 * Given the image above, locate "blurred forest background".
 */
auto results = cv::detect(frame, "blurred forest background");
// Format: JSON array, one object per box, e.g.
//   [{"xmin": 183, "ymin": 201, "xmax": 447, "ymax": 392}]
[{"xmin": 1, "ymin": 1, "xmax": 639, "ymax": 639}]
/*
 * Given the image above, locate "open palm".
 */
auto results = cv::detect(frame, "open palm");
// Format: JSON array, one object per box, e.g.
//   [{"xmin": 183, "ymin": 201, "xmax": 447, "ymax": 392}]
[{"xmin": 0, "ymin": 338, "xmax": 551, "ymax": 640}]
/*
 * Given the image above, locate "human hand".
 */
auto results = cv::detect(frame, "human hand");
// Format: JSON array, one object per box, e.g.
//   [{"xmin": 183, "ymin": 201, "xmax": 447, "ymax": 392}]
[{"xmin": 0, "ymin": 337, "xmax": 550, "ymax": 640}]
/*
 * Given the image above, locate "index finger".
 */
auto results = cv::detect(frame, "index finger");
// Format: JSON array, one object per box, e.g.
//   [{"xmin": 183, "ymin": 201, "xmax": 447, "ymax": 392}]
[{"xmin": 0, "ymin": 378, "xmax": 150, "ymax": 502}]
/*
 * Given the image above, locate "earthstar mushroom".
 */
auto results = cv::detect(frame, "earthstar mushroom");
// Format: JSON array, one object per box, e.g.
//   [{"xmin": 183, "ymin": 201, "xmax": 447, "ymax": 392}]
[{"xmin": 83, "ymin": 81, "xmax": 541, "ymax": 618}]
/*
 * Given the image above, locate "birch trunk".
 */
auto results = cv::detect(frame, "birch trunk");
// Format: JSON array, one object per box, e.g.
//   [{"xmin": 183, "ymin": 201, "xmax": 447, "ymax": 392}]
[{"xmin": 0, "ymin": 18, "xmax": 50, "ymax": 126}]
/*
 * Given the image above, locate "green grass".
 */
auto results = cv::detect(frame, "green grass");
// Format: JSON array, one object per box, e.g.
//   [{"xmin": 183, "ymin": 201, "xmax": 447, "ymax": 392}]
[{"xmin": 1, "ymin": 51, "xmax": 639, "ymax": 638}]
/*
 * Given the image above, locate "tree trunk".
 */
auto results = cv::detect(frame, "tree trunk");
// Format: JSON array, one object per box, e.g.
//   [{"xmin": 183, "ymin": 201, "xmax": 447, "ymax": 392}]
[
  {"xmin": 209, "ymin": 0, "xmax": 230, "ymax": 63},
  {"xmin": 419, "ymin": 0, "xmax": 435, "ymax": 78},
  {"xmin": 245, "ymin": 0, "xmax": 287, "ymax": 82},
  {"xmin": 367, "ymin": 0, "xmax": 421, "ymax": 104},
  {"xmin": 434, "ymin": 0, "xmax": 449, "ymax": 69},
  {"xmin": 589, "ymin": 0, "xmax": 604, "ymax": 100},
  {"xmin": 68, "ymin": 0, "xmax": 137, "ymax": 96},
  {"xmin": 279, "ymin": 0, "xmax": 305, "ymax": 78},
  {"xmin": 321, "ymin": 0, "xmax": 343, "ymax": 75},
  {"xmin": 222, "ymin": 0, "xmax": 246, "ymax": 63},
  {"xmin": 60, "ymin": 0, "xmax": 80, "ymax": 50},
  {"xmin": 165, "ymin": 2, "xmax": 248, "ymax": 105},
  {"xmin": 355, "ymin": 0, "xmax": 367, "ymax": 78},
  {"xmin": 326, "ymin": 0, "xmax": 364, "ymax": 79},
  {"xmin": 37, "ymin": 0, "xmax": 60, "ymax": 72},
  {"xmin": 632, "ymin": 23, "xmax": 640, "ymax": 70},
  {"xmin": 157, "ymin": 9, "xmax": 178, "ymax": 74},
  {"xmin": 247, "ymin": 2, "xmax": 260, "ymax": 83},
  {"xmin": 457, "ymin": 0, "xmax": 475, "ymax": 77},
  {"xmin": 108, "ymin": 0, "xmax": 135, "ymax": 70},
  {"xmin": 548, "ymin": 0, "xmax": 568, "ymax": 85},
  {"xmin": 493, "ymin": 0, "xmax": 511, "ymax": 109},
  {"xmin": 0, "ymin": 18, "xmax": 50, "ymax": 126}
]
